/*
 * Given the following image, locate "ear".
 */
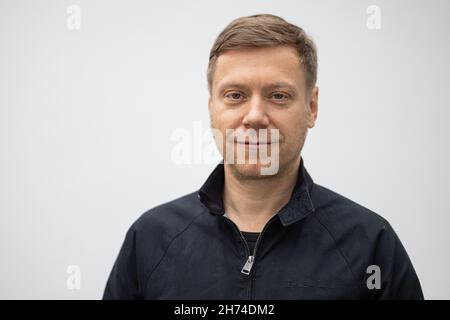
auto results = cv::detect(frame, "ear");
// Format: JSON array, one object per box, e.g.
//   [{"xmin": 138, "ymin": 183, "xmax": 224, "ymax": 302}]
[{"xmin": 307, "ymin": 86, "xmax": 319, "ymax": 129}]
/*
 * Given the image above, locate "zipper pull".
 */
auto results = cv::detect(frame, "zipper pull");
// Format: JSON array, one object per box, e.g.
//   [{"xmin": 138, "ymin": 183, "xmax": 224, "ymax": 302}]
[{"xmin": 241, "ymin": 255, "xmax": 254, "ymax": 275}]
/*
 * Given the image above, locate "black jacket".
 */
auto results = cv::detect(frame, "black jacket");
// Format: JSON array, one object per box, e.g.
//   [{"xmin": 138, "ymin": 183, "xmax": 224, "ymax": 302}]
[{"xmin": 103, "ymin": 158, "xmax": 424, "ymax": 299}]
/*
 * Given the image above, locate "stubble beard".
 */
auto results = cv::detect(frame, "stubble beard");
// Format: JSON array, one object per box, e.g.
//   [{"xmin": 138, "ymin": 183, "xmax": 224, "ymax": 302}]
[{"xmin": 227, "ymin": 126, "xmax": 308, "ymax": 182}]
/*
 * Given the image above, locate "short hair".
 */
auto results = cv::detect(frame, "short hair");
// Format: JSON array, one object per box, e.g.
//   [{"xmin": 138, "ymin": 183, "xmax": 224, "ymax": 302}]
[{"xmin": 207, "ymin": 14, "xmax": 318, "ymax": 95}]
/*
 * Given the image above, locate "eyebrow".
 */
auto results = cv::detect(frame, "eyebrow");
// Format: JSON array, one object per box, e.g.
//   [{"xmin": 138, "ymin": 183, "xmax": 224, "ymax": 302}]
[{"xmin": 217, "ymin": 81, "xmax": 298, "ymax": 94}]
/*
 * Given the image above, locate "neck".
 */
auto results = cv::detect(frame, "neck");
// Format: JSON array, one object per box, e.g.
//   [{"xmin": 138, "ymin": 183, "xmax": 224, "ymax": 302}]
[{"xmin": 223, "ymin": 155, "xmax": 301, "ymax": 232}]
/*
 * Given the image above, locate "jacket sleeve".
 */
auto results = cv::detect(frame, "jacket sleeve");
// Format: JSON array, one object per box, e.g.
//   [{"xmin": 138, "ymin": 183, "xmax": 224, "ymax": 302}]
[
  {"xmin": 103, "ymin": 223, "xmax": 140, "ymax": 300},
  {"xmin": 370, "ymin": 222, "xmax": 424, "ymax": 300}
]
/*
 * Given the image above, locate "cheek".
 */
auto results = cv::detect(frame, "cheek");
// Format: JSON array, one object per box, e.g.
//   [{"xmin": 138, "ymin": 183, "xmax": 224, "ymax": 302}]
[
  {"xmin": 278, "ymin": 112, "xmax": 308, "ymax": 147},
  {"xmin": 209, "ymin": 111, "xmax": 238, "ymax": 149},
  {"xmin": 211, "ymin": 109, "xmax": 241, "ymax": 131},
  {"xmin": 209, "ymin": 109, "xmax": 223, "ymax": 130}
]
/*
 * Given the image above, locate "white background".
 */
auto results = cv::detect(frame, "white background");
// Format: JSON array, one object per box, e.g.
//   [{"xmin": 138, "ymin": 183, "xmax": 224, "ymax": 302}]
[{"xmin": 1, "ymin": 0, "xmax": 449, "ymax": 299}]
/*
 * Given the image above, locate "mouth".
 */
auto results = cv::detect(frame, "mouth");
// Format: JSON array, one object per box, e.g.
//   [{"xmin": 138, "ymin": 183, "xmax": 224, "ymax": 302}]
[
  {"xmin": 236, "ymin": 141, "xmax": 271, "ymax": 145},
  {"xmin": 235, "ymin": 140, "xmax": 278, "ymax": 147}
]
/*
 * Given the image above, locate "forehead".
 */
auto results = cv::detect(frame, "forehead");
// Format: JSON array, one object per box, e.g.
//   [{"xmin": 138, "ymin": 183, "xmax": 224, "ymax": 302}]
[{"xmin": 213, "ymin": 45, "xmax": 304, "ymax": 91}]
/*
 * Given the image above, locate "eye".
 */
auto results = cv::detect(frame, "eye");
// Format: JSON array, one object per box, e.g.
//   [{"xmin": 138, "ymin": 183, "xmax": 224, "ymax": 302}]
[
  {"xmin": 224, "ymin": 91, "xmax": 245, "ymax": 102},
  {"xmin": 270, "ymin": 92, "xmax": 289, "ymax": 101}
]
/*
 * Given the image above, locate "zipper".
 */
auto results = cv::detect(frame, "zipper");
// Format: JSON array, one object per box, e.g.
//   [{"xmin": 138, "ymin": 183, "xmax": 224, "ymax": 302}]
[
  {"xmin": 224, "ymin": 212, "xmax": 280, "ymax": 300},
  {"xmin": 224, "ymin": 211, "xmax": 280, "ymax": 275},
  {"xmin": 223, "ymin": 215, "xmax": 252, "ymax": 267},
  {"xmin": 241, "ymin": 255, "xmax": 254, "ymax": 275}
]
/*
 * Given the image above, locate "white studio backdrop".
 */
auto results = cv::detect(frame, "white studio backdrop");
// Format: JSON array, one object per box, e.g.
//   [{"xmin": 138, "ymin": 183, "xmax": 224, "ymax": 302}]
[{"xmin": 1, "ymin": 0, "xmax": 449, "ymax": 299}]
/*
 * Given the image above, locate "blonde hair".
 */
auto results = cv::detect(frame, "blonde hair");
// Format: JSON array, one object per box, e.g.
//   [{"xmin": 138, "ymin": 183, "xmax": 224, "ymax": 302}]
[{"xmin": 207, "ymin": 14, "xmax": 318, "ymax": 94}]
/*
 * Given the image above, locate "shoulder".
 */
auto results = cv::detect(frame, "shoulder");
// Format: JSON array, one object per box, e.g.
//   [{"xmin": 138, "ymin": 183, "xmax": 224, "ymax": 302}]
[
  {"xmin": 309, "ymin": 183, "xmax": 404, "ymax": 278},
  {"xmin": 130, "ymin": 191, "xmax": 207, "ymax": 240},
  {"xmin": 309, "ymin": 183, "xmax": 422, "ymax": 298},
  {"xmin": 119, "ymin": 191, "xmax": 207, "ymax": 284},
  {"xmin": 310, "ymin": 183, "xmax": 391, "ymax": 241}
]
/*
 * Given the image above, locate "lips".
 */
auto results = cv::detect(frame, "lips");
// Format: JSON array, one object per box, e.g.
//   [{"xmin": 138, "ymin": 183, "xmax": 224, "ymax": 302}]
[
  {"xmin": 228, "ymin": 129, "xmax": 281, "ymax": 145},
  {"xmin": 236, "ymin": 141, "xmax": 271, "ymax": 145},
  {"xmin": 234, "ymin": 141, "xmax": 280, "ymax": 149}
]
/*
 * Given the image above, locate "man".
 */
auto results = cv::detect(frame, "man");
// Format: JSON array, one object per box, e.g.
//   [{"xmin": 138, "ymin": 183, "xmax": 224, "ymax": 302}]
[{"xmin": 103, "ymin": 14, "xmax": 423, "ymax": 299}]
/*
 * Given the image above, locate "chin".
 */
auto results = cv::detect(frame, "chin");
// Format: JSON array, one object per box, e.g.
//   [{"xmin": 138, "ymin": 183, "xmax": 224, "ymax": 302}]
[{"xmin": 230, "ymin": 162, "xmax": 279, "ymax": 179}]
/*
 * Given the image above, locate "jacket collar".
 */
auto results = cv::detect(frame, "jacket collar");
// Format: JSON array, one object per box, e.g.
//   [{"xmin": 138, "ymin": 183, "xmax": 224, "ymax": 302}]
[{"xmin": 197, "ymin": 157, "xmax": 315, "ymax": 226}]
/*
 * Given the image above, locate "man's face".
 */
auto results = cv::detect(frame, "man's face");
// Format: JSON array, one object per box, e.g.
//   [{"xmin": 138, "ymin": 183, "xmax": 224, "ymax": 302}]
[{"xmin": 208, "ymin": 45, "xmax": 318, "ymax": 179}]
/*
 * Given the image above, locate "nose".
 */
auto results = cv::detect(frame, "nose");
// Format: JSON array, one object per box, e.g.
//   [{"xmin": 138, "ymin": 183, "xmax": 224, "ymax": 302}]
[{"xmin": 242, "ymin": 96, "xmax": 270, "ymax": 128}]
